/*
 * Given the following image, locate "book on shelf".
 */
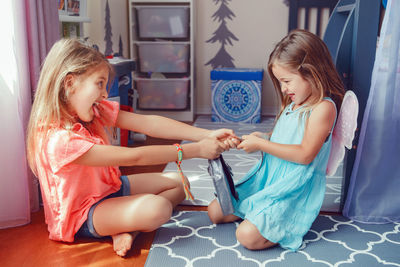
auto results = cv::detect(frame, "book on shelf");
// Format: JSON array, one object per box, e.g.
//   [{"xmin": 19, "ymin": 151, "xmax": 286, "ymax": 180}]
[{"xmin": 58, "ymin": 0, "xmax": 80, "ymax": 16}]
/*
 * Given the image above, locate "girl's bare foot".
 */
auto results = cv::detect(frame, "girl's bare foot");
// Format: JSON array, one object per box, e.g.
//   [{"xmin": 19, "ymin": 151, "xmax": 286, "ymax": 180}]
[{"xmin": 111, "ymin": 231, "xmax": 139, "ymax": 257}]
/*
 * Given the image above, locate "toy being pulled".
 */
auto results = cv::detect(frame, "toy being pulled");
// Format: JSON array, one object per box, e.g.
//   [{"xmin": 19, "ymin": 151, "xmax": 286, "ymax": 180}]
[{"xmin": 208, "ymin": 155, "xmax": 239, "ymax": 215}]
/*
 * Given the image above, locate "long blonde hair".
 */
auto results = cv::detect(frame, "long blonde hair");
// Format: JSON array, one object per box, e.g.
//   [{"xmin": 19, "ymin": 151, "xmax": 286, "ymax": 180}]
[
  {"xmin": 26, "ymin": 38, "xmax": 114, "ymax": 175},
  {"xmin": 268, "ymin": 29, "xmax": 345, "ymax": 120}
]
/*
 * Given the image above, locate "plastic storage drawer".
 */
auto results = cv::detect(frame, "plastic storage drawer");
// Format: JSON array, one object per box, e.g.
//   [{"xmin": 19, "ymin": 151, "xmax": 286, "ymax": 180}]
[
  {"xmin": 136, "ymin": 41, "xmax": 189, "ymax": 73},
  {"xmin": 135, "ymin": 5, "xmax": 189, "ymax": 39},
  {"xmin": 135, "ymin": 77, "xmax": 189, "ymax": 110}
]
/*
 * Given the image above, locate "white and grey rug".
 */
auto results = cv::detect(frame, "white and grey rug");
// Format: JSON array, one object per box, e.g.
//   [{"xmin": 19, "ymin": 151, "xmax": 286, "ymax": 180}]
[
  {"xmin": 165, "ymin": 115, "xmax": 345, "ymax": 212},
  {"xmin": 145, "ymin": 211, "xmax": 400, "ymax": 267}
]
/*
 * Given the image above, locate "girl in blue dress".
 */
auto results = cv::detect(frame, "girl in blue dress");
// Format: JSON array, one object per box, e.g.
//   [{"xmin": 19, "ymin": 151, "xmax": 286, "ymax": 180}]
[{"xmin": 208, "ymin": 29, "xmax": 346, "ymax": 251}]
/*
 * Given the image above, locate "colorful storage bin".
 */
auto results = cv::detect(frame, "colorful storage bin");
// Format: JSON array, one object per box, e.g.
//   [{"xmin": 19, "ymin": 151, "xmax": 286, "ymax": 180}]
[
  {"xmin": 135, "ymin": 6, "xmax": 189, "ymax": 39},
  {"xmin": 136, "ymin": 41, "xmax": 189, "ymax": 73},
  {"xmin": 211, "ymin": 68, "xmax": 263, "ymax": 123},
  {"xmin": 135, "ymin": 77, "xmax": 189, "ymax": 110}
]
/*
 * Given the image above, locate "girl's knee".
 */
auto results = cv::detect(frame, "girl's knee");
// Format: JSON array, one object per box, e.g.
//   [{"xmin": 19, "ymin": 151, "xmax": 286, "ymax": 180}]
[
  {"xmin": 151, "ymin": 196, "xmax": 173, "ymax": 219},
  {"xmin": 163, "ymin": 172, "xmax": 187, "ymax": 201},
  {"xmin": 207, "ymin": 199, "xmax": 223, "ymax": 224},
  {"xmin": 236, "ymin": 224, "xmax": 253, "ymax": 248},
  {"xmin": 208, "ymin": 199, "xmax": 240, "ymax": 224},
  {"xmin": 236, "ymin": 229, "xmax": 259, "ymax": 250},
  {"xmin": 172, "ymin": 175, "xmax": 187, "ymax": 204},
  {"xmin": 164, "ymin": 172, "xmax": 185, "ymax": 187},
  {"xmin": 143, "ymin": 196, "xmax": 173, "ymax": 230},
  {"xmin": 236, "ymin": 222, "xmax": 273, "ymax": 250}
]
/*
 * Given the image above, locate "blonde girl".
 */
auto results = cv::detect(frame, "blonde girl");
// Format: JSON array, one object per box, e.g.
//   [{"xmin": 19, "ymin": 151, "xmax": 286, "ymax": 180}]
[{"xmin": 27, "ymin": 39, "xmax": 234, "ymax": 257}]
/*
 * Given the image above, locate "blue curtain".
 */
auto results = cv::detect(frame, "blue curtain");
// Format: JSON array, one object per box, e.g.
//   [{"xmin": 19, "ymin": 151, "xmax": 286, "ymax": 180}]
[{"xmin": 343, "ymin": 0, "xmax": 400, "ymax": 223}]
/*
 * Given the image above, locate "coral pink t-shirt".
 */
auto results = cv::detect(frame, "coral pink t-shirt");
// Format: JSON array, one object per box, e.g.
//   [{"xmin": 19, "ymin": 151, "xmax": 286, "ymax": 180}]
[{"xmin": 34, "ymin": 100, "xmax": 122, "ymax": 242}]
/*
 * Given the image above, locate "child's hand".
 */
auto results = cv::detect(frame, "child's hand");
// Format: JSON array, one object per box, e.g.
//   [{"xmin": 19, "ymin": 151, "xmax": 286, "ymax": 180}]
[
  {"xmin": 223, "ymin": 136, "xmax": 241, "ymax": 149},
  {"xmin": 197, "ymin": 137, "xmax": 226, "ymax": 159},
  {"xmin": 208, "ymin": 129, "xmax": 239, "ymax": 149},
  {"xmin": 237, "ymin": 134, "xmax": 263, "ymax": 153},
  {"xmin": 250, "ymin": 131, "xmax": 271, "ymax": 140},
  {"xmin": 208, "ymin": 128, "xmax": 236, "ymax": 140}
]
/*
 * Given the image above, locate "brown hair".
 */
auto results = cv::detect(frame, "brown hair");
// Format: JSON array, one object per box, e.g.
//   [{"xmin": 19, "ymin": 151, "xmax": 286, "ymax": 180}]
[
  {"xmin": 268, "ymin": 29, "xmax": 345, "ymax": 120},
  {"xmin": 26, "ymin": 38, "xmax": 114, "ymax": 175}
]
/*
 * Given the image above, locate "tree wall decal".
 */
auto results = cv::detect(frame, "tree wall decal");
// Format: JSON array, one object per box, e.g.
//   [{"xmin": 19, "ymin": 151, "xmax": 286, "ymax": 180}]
[
  {"xmin": 205, "ymin": 0, "xmax": 239, "ymax": 68},
  {"xmin": 118, "ymin": 35, "xmax": 123, "ymax": 56},
  {"xmin": 104, "ymin": 0, "xmax": 113, "ymax": 56}
]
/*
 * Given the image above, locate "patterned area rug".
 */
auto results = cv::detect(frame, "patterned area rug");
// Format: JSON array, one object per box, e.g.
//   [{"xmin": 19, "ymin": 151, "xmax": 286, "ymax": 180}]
[
  {"xmin": 145, "ymin": 211, "xmax": 400, "ymax": 267},
  {"xmin": 164, "ymin": 115, "xmax": 345, "ymax": 212}
]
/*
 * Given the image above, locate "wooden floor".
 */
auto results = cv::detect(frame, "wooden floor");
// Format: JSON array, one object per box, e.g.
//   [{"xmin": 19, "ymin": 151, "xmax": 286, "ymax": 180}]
[{"xmin": 0, "ymin": 136, "xmax": 205, "ymax": 267}]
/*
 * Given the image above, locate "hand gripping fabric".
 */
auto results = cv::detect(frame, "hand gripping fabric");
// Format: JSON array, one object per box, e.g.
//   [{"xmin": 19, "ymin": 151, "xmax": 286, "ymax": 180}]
[
  {"xmin": 326, "ymin": 90, "xmax": 359, "ymax": 176},
  {"xmin": 174, "ymin": 144, "xmax": 194, "ymax": 200},
  {"xmin": 208, "ymin": 155, "xmax": 239, "ymax": 215}
]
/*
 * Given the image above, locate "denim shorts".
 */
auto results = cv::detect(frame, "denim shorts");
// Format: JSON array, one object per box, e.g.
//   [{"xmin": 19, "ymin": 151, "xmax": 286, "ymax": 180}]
[{"xmin": 76, "ymin": 175, "xmax": 131, "ymax": 238}]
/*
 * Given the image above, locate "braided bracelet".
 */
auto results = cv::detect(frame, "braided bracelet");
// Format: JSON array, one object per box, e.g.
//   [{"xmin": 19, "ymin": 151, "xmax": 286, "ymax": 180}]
[{"xmin": 174, "ymin": 143, "xmax": 194, "ymax": 200}]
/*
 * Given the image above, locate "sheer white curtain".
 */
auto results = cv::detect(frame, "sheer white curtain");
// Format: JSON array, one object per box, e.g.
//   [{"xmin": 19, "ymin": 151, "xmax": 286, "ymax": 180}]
[
  {"xmin": 0, "ymin": 0, "xmax": 59, "ymax": 229},
  {"xmin": 0, "ymin": 0, "xmax": 32, "ymax": 229}
]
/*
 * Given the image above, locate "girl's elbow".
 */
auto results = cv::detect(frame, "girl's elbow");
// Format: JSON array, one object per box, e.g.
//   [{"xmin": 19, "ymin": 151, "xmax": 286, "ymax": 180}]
[
  {"xmin": 124, "ymin": 151, "xmax": 142, "ymax": 166},
  {"xmin": 298, "ymin": 154, "xmax": 315, "ymax": 165}
]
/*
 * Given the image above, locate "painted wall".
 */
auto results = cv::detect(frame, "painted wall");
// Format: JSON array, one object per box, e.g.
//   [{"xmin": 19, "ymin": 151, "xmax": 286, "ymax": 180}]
[
  {"xmin": 84, "ymin": 0, "xmax": 129, "ymax": 58},
  {"xmin": 195, "ymin": 0, "xmax": 331, "ymax": 115},
  {"xmin": 195, "ymin": 0, "xmax": 288, "ymax": 116},
  {"xmin": 83, "ymin": 0, "xmax": 330, "ymax": 117}
]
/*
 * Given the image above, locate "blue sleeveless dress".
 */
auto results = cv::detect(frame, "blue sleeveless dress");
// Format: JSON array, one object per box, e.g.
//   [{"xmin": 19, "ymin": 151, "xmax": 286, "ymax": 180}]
[{"xmin": 233, "ymin": 98, "xmax": 335, "ymax": 251}]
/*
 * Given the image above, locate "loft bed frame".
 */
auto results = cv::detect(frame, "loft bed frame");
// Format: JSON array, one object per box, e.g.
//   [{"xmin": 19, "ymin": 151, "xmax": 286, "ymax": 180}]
[
  {"xmin": 288, "ymin": 0, "xmax": 338, "ymax": 38},
  {"xmin": 288, "ymin": 0, "xmax": 382, "ymax": 211}
]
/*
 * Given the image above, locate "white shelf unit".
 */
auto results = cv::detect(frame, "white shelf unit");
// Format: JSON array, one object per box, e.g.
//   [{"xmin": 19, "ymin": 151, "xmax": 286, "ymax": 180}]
[
  {"xmin": 58, "ymin": 0, "xmax": 91, "ymax": 37},
  {"xmin": 129, "ymin": 0, "xmax": 195, "ymax": 122},
  {"xmin": 59, "ymin": 15, "xmax": 90, "ymax": 23}
]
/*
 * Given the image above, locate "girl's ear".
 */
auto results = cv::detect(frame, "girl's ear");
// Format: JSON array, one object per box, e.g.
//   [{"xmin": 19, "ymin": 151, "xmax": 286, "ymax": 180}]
[{"xmin": 64, "ymin": 74, "xmax": 76, "ymax": 95}]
